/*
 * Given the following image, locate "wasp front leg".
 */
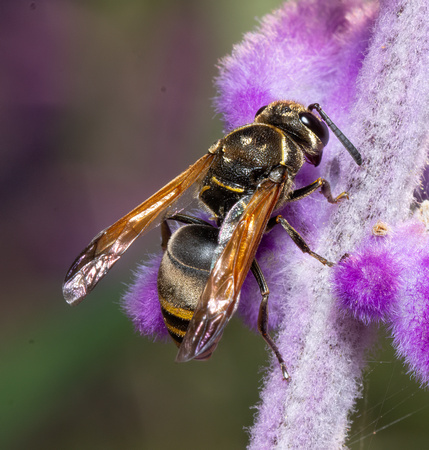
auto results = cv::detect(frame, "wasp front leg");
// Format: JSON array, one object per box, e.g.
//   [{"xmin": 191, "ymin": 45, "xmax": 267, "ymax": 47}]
[
  {"xmin": 289, "ymin": 177, "xmax": 348, "ymax": 204},
  {"xmin": 251, "ymin": 260, "xmax": 289, "ymax": 381}
]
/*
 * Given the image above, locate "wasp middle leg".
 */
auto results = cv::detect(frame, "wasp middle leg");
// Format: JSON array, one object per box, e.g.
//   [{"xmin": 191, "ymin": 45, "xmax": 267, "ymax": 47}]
[{"xmin": 269, "ymin": 216, "xmax": 334, "ymax": 266}]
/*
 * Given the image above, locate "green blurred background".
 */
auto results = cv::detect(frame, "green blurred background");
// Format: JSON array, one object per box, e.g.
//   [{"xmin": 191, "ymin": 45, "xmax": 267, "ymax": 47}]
[{"xmin": 1, "ymin": 1, "xmax": 428, "ymax": 449}]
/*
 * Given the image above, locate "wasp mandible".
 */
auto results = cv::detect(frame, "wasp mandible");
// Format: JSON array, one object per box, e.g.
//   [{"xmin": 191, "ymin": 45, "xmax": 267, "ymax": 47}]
[{"xmin": 63, "ymin": 100, "xmax": 361, "ymax": 379}]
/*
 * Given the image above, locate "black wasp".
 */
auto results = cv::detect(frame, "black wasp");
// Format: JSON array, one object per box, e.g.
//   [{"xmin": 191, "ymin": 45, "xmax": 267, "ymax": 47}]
[{"xmin": 63, "ymin": 101, "xmax": 361, "ymax": 379}]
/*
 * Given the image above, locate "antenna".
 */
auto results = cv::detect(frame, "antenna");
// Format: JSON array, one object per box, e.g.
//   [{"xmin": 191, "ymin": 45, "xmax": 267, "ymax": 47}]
[{"xmin": 309, "ymin": 103, "xmax": 362, "ymax": 166}]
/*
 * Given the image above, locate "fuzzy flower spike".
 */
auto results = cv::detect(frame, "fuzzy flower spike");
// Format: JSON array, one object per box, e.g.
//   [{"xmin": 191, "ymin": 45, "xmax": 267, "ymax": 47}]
[
  {"xmin": 216, "ymin": 0, "xmax": 429, "ymax": 448},
  {"xmin": 123, "ymin": 0, "xmax": 429, "ymax": 447}
]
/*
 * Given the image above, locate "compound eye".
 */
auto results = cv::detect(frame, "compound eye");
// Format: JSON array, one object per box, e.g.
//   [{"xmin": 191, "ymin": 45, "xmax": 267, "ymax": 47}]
[
  {"xmin": 299, "ymin": 112, "xmax": 329, "ymax": 146},
  {"xmin": 255, "ymin": 105, "xmax": 268, "ymax": 117}
]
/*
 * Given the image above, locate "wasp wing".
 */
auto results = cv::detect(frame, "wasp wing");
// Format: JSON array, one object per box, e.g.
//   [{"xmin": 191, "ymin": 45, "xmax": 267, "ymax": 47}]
[
  {"xmin": 176, "ymin": 176, "xmax": 285, "ymax": 362},
  {"xmin": 63, "ymin": 152, "xmax": 215, "ymax": 305}
]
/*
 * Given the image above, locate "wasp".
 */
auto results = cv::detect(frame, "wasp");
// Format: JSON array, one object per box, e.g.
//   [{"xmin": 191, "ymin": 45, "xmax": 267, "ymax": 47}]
[{"xmin": 63, "ymin": 101, "xmax": 361, "ymax": 379}]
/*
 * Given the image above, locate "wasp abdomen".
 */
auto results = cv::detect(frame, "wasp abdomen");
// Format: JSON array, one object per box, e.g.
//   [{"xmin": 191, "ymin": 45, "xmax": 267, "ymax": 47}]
[{"xmin": 157, "ymin": 224, "xmax": 219, "ymax": 346}]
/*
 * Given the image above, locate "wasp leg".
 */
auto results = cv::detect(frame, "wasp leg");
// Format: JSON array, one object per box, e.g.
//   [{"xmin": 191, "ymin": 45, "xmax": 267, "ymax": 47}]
[
  {"xmin": 161, "ymin": 221, "xmax": 172, "ymax": 252},
  {"xmin": 161, "ymin": 214, "xmax": 214, "ymax": 251},
  {"xmin": 274, "ymin": 216, "xmax": 334, "ymax": 267},
  {"xmin": 167, "ymin": 213, "xmax": 213, "ymax": 226},
  {"xmin": 289, "ymin": 177, "xmax": 348, "ymax": 204},
  {"xmin": 251, "ymin": 260, "xmax": 289, "ymax": 381}
]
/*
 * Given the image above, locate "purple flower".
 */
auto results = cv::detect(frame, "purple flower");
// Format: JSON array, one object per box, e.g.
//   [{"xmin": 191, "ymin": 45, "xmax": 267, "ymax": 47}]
[
  {"xmin": 123, "ymin": 0, "xmax": 429, "ymax": 447},
  {"xmin": 333, "ymin": 227, "xmax": 403, "ymax": 324},
  {"xmin": 122, "ymin": 254, "xmax": 169, "ymax": 341},
  {"xmin": 392, "ymin": 249, "xmax": 429, "ymax": 386},
  {"xmin": 215, "ymin": 0, "xmax": 429, "ymax": 448},
  {"xmin": 333, "ymin": 218, "xmax": 429, "ymax": 386}
]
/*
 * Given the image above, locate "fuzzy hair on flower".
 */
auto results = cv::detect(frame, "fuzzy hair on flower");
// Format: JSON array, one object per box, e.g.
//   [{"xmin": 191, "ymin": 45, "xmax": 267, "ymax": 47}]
[
  {"xmin": 333, "ymin": 222, "xmax": 403, "ymax": 325},
  {"xmin": 123, "ymin": 0, "xmax": 429, "ymax": 447},
  {"xmin": 122, "ymin": 253, "xmax": 169, "ymax": 341},
  {"xmin": 392, "ymin": 249, "xmax": 429, "ymax": 386},
  {"xmin": 217, "ymin": 0, "xmax": 428, "ymax": 447},
  {"xmin": 334, "ymin": 215, "xmax": 429, "ymax": 386}
]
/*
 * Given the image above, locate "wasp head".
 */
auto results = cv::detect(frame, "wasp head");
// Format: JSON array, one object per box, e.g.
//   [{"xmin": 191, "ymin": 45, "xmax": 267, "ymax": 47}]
[{"xmin": 254, "ymin": 101, "xmax": 329, "ymax": 167}]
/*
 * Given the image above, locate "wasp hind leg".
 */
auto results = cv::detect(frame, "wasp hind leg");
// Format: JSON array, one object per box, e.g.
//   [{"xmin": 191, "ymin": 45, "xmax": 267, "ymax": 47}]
[
  {"xmin": 160, "ymin": 221, "xmax": 173, "ymax": 252},
  {"xmin": 166, "ymin": 213, "xmax": 213, "ymax": 226},
  {"xmin": 251, "ymin": 260, "xmax": 289, "ymax": 381},
  {"xmin": 161, "ymin": 213, "xmax": 214, "ymax": 251}
]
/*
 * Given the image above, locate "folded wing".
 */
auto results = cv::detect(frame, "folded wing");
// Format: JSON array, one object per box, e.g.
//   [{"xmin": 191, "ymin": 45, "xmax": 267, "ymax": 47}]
[
  {"xmin": 176, "ymin": 176, "xmax": 285, "ymax": 362},
  {"xmin": 63, "ymin": 153, "xmax": 215, "ymax": 305}
]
